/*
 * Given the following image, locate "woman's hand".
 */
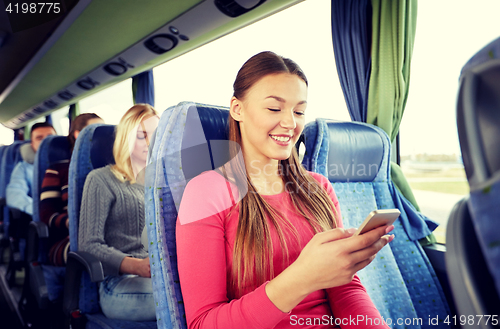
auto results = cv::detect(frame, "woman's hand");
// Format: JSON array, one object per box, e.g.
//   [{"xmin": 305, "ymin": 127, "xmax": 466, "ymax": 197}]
[
  {"xmin": 266, "ymin": 225, "xmax": 394, "ymax": 312},
  {"xmin": 119, "ymin": 257, "xmax": 151, "ymax": 278}
]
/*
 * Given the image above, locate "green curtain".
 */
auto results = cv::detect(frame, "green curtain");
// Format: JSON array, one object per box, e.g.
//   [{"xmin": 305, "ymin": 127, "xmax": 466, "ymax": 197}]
[{"xmin": 367, "ymin": 0, "xmax": 421, "ymax": 211}]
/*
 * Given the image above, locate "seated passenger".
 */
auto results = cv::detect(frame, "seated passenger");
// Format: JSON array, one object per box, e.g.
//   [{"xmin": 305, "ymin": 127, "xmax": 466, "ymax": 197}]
[
  {"xmin": 79, "ymin": 104, "xmax": 159, "ymax": 322},
  {"xmin": 40, "ymin": 113, "xmax": 104, "ymax": 266},
  {"xmin": 176, "ymin": 52, "xmax": 394, "ymax": 329},
  {"xmin": 7, "ymin": 122, "xmax": 56, "ymax": 237}
]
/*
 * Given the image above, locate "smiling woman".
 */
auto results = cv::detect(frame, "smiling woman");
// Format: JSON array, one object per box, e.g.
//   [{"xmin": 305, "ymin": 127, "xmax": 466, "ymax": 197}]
[{"xmin": 175, "ymin": 51, "xmax": 393, "ymax": 329}]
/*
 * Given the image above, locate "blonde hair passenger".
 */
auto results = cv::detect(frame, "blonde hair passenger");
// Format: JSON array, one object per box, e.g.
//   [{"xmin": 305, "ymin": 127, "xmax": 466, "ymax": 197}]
[
  {"xmin": 79, "ymin": 103, "xmax": 159, "ymax": 322},
  {"xmin": 111, "ymin": 103, "xmax": 158, "ymax": 183}
]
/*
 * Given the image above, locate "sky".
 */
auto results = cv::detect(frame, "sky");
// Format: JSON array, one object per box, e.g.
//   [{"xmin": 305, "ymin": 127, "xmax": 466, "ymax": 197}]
[{"xmin": 1, "ymin": 0, "xmax": 499, "ymax": 156}]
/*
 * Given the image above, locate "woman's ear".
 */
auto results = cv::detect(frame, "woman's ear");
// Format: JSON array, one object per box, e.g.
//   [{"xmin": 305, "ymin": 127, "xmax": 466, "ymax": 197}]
[
  {"xmin": 230, "ymin": 96, "xmax": 243, "ymax": 122},
  {"xmin": 74, "ymin": 130, "xmax": 80, "ymax": 140}
]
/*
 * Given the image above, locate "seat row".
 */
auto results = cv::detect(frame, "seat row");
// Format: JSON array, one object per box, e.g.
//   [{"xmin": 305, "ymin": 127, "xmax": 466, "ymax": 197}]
[
  {"xmin": 3, "ymin": 102, "xmax": 449, "ymax": 329},
  {"xmin": 9, "ymin": 79, "xmax": 499, "ymax": 329},
  {"xmin": 0, "ymin": 141, "xmax": 31, "ymax": 288}
]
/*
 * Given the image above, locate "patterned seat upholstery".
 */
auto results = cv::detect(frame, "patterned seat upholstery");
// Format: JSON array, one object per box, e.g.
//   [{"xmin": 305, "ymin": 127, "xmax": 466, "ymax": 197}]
[
  {"xmin": 66, "ymin": 124, "xmax": 156, "ymax": 329},
  {"xmin": 446, "ymin": 37, "xmax": 500, "ymax": 322},
  {"xmin": 145, "ymin": 102, "xmax": 230, "ymax": 329},
  {"xmin": 302, "ymin": 119, "xmax": 450, "ymax": 328}
]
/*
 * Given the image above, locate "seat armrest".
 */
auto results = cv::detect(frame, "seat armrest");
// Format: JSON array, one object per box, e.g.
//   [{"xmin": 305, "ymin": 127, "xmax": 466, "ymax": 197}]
[
  {"xmin": 63, "ymin": 251, "xmax": 104, "ymax": 317},
  {"xmin": 446, "ymin": 198, "xmax": 500, "ymax": 326},
  {"xmin": 27, "ymin": 221, "xmax": 48, "ymax": 263},
  {"xmin": 29, "ymin": 221, "xmax": 49, "ymax": 239}
]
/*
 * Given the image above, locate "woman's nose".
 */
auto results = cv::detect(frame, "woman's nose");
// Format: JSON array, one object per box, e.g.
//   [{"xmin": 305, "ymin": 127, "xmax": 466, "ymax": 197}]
[{"xmin": 280, "ymin": 110, "xmax": 296, "ymax": 130}]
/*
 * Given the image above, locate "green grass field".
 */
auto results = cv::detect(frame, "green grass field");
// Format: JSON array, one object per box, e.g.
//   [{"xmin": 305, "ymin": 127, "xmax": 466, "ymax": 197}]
[
  {"xmin": 402, "ymin": 166, "xmax": 469, "ymax": 195},
  {"xmin": 408, "ymin": 181, "xmax": 469, "ymax": 195}
]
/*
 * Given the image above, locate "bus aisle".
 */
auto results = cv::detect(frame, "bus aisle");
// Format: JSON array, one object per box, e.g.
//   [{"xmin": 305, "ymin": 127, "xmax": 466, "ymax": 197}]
[{"xmin": 0, "ymin": 269, "xmax": 23, "ymax": 329}]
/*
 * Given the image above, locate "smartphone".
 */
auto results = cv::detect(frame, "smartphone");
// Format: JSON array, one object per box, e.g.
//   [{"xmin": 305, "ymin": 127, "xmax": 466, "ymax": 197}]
[{"xmin": 353, "ymin": 209, "xmax": 401, "ymax": 236}]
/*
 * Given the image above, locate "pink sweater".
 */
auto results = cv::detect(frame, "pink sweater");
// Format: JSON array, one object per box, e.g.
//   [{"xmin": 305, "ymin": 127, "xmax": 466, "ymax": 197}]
[{"xmin": 176, "ymin": 170, "xmax": 389, "ymax": 329}]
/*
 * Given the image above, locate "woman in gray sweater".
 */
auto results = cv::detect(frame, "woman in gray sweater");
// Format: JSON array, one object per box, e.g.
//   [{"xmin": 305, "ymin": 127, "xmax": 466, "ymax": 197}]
[{"xmin": 79, "ymin": 104, "xmax": 159, "ymax": 321}]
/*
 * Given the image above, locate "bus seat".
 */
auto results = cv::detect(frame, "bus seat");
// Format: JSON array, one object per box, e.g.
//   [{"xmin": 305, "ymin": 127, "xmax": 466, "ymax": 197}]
[
  {"xmin": 0, "ymin": 145, "xmax": 9, "ymax": 258},
  {"xmin": 1, "ymin": 141, "xmax": 29, "ymax": 286},
  {"xmin": 27, "ymin": 135, "xmax": 71, "ymax": 310},
  {"xmin": 0, "ymin": 145, "xmax": 8, "ymax": 211},
  {"xmin": 301, "ymin": 119, "xmax": 451, "ymax": 328},
  {"xmin": 145, "ymin": 102, "xmax": 230, "ymax": 329},
  {"xmin": 63, "ymin": 123, "xmax": 157, "ymax": 329},
  {"xmin": 446, "ymin": 198, "xmax": 499, "ymax": 327},
  {"xmin": 0, "ymin": 141, "xmax": 27, "ymax": 244},
  {"xmin": 446, "ymin": 37, "xmax": 500, "ymax": 324}
]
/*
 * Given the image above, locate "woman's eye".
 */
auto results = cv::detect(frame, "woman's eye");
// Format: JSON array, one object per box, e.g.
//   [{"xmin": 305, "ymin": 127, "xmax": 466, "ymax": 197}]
[
  {"xmin": 268, "ymin": 108, "xmax": 280, "ymax": 112},
  {"xmin": 137, "ymin": 132, "xmax": 147, "ymax": 139},
  {"xmin": 294, "ymin": 111, "xmax": 305, "ymax": 116}
]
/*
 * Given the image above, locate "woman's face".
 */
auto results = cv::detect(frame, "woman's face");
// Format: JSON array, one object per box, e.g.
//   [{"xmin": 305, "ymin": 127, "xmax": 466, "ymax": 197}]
[
  {"xmin": 231, "ymin": 73, "xmax": 307, "ymax": 164},
  {"xmin": 130, "ymin": 115, "xmax": 159, "ymax": 165}
]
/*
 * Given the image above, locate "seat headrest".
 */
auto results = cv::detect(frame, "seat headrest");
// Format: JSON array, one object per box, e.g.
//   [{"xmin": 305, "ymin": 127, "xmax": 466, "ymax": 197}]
[
  {"xmin": 460, "ymin": 37, "xmax": 500, "ymax": 79},
  {"xmin": 326, "ymin": 121, "xmax": 384, "ymax": 182},
  {"xmin": 5, "ymin": 141, "xmax": 25, "ymax": 164},
  {"xmin": 0, "ymin": 141, "xmax": 28, "ymax": 198},
  {"xmin": 458, "ymin": 38, "xmax": 500, "ymax": 189},
  {"xmin": 36, "ymin": 135, "xmax": 71, "ymax": 168},
  {"xmin": 89, "ymin": 125, "xmax": 116, "ymax": 168},
  {"xmin": 180, "ymin": 104, "xmax": 230, "ymax": 181},
  {"xmin": 302, "ymin": 120, "xmax": 388, "ymax": 183}
]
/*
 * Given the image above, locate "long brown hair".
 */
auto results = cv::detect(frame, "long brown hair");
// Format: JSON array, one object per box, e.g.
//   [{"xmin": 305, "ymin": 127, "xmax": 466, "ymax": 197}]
[
  {"xmin": 67, "ymin": 113, "xmax": 102, "ymax": 151},
  {"xmin": 228, "ymin": 51, "xmax": 338, "ymax": 297}
]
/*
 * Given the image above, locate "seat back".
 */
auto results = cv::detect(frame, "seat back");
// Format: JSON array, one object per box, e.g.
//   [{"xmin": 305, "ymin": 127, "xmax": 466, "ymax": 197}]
[
  {"xmin": 68, "ymin": 124, "xmax": 115, "ymax": 314},
  {"xmin": 302, "ymin": 119, "xmax": 450, "ymax": 328},
  {"xmin": 0, "ymin": 141, "xmax": 28, "ymax": 237},
  {"xmin": 33, "ymin": 136, "xmax": 71, "ymax": 225},
  {"xmin": 0, "ymin": 145, "xmax": 8, "ymax": 221},
  {"xmin": 448, "ymin": 36, "xmax": 500, "ymax": 321},
  {"xmin": 0, "ymin": 145, "xmax": 7, "ymax": 190},
  {"xmin": 0, "ymin": 145, "xmax": 8, "ymax": 239},
  {"xmin": 145, "ymin": 102, "xmax": 229, "ymax": 329}
]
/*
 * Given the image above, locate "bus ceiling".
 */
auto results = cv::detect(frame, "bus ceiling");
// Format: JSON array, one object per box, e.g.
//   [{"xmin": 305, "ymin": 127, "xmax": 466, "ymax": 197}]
[{"xmin": 0, "ymin": 0, "xmax": 302, "ymax": 129}]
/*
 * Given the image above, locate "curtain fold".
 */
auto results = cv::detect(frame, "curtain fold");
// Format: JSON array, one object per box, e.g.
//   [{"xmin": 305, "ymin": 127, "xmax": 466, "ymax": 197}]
[
  {"xmin": 367, "ymin": 0, "xmax": 417, "ymax": 142},
  {"xmin": 132, "ymin": 70, "xmax": 155, "ymax": 107},
  {"xmin": 331, "ymin": 0, "xmax": 434, "ymax": 242},
  {"xmin": 367, "ymin": 0, "xmax": 421, "ymax": 213},
  {"xmin": 331, "ymin": 0, "xmax": 372, "ymax": 122}
]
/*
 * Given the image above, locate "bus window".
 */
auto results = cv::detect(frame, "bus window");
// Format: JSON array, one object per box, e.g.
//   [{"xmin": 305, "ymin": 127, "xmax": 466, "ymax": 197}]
[
  {"xmin": 50, "ymin": 106, "xmax": 70, "ymax": 136},
  {"xmin": 0, "ymin": 124, "xmax": 14, "ymax": 145},
  {"xmin": 78, "ymin": 79, "xmax": 133, "ymax": 125},
  {"xmin": 153, "ymin": 0, "xmax": 351, "ymax": 124},
  {"xmin": 400, "ymin": 0, "xmax": 500, "ymax": 244}
]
